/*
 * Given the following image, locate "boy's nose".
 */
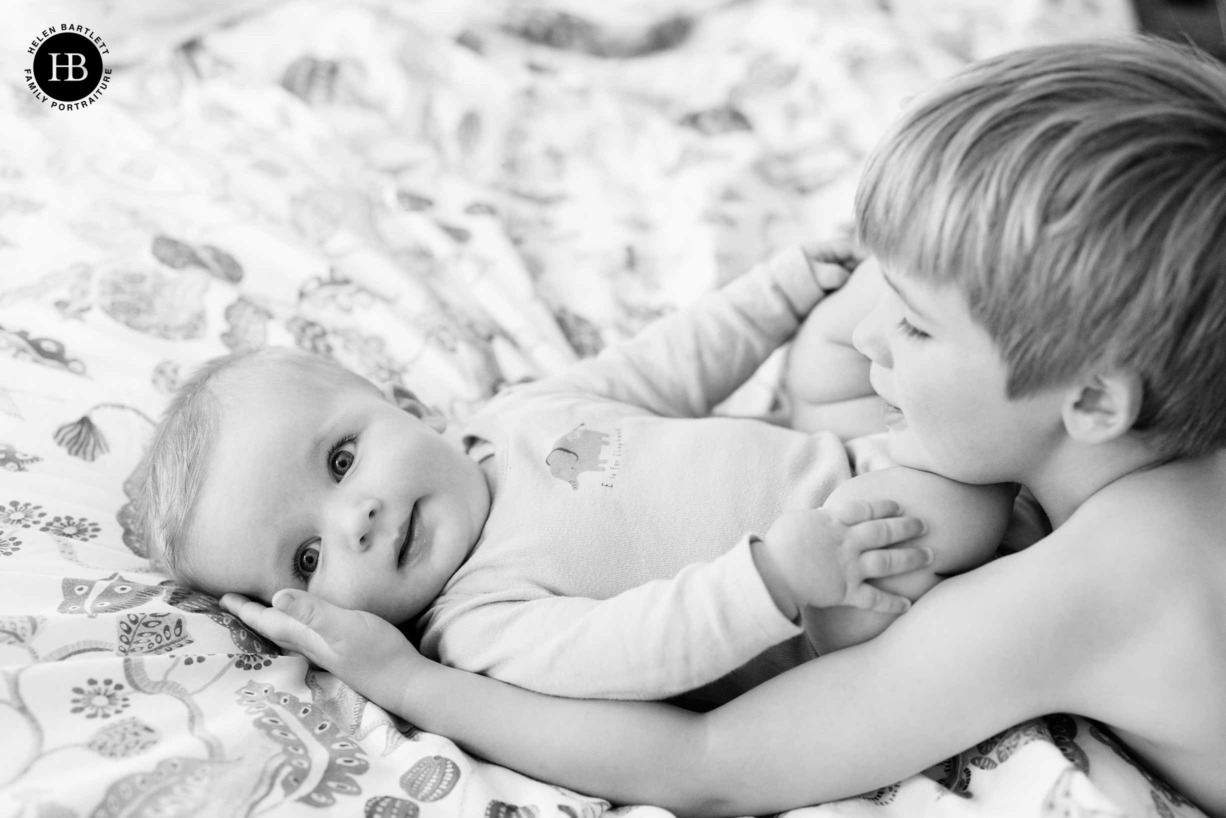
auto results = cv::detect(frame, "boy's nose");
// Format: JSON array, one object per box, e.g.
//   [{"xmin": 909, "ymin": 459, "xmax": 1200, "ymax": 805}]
[{"xmin": 852, "ymin": 300, "xmax": 891, "ymax": 368}]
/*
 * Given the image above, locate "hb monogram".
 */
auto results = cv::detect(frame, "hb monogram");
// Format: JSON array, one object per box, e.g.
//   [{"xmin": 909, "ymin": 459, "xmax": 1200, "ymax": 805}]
[{"xmin": 47, "ymin": 53, "xmax": 89, "ymax": 82}]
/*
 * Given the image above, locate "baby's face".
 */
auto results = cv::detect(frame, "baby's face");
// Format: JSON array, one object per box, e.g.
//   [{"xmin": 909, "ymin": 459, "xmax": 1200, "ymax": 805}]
[{"xmin": 183, "ymin": 367, "xmax": 490, "ymax": 624}]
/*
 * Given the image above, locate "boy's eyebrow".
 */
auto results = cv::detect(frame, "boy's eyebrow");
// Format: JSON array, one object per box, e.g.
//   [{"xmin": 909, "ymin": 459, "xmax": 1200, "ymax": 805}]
[{"xmin": 879, "ymin": 267, "xmax": 936, "ymax": 324}]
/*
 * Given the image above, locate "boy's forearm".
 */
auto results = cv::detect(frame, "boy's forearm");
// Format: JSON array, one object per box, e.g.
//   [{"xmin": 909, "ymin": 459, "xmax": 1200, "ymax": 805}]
[{"xmin": 389, "ymin": 653, "xmax": 720, "ymax": 815}]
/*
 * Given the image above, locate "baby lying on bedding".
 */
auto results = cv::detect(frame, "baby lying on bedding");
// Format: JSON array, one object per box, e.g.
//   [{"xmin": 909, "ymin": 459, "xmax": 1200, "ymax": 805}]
[{"xmin": 134, "ymin": 245, "xmax": 1014, "ymax": 707}]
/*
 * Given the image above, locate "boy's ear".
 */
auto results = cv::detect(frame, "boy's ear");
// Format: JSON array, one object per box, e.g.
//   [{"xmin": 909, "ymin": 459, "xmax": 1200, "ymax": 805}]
[
  {"xmin": 1061, "ymin": 370, "xmax": 1143, "ymax": 444},
  {"xmin": 390, "ymin": 385, "xmax": 447, "ymax": 433}
]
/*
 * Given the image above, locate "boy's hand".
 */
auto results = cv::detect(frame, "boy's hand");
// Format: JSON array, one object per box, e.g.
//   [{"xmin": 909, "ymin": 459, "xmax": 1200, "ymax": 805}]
[
  {"xmin": 751, "ymin": 498, "xmax": 930, "ymax": 621},
  {"xmin": 220, "ymin": 590, "xmax": 420, "ymax": 687}
]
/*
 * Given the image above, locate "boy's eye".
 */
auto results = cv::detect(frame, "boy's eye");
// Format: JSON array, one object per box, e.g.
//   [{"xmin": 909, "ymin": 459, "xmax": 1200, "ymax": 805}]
[
  {"xmin": 896, "ymin": 317, "xmax": 930, "ymax": 340},
  {"xmin": 294, "ymin": 543, "xmax": 320, "ymax": 580}
]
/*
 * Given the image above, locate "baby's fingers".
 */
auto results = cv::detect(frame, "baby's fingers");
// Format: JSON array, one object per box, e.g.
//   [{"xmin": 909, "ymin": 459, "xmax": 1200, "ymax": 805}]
[
  {"xmin": 846, "ymin": 583, "xmax": 913, "ymax": 615},
  {"xmin": 850, "ymin": 514, "xmax": 927, "ymax": 548},
  {"xmin": 859, "ymin": 545, "xmax": 933, "ymax": 580},
  {"xmin": 800, "ymin": 238, "xmax": 863, "ymax": 270},
  {"xmin": 808, "ymin": 259, "xmax": 852, "ymax": 292},
  {"xmin": 826, "ymin": 497, "xmax": 903, "ymax": 527}
]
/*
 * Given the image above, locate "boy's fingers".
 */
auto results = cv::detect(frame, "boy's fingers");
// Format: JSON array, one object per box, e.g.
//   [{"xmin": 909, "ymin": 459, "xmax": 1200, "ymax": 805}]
[
  {"xmin": 222, "ymin": 591, "xmax": 319, "ymax": 653},
  {"xmin": 272, "ymin": 588, "xmax": 320, "ymax": 625},
  {"xmin": 220, "ymin": 592, "xmax": 272, "ymax": 626},
  {"xmin": 860, "ymin": 545, "xmax": 933, "ymax": 579}
]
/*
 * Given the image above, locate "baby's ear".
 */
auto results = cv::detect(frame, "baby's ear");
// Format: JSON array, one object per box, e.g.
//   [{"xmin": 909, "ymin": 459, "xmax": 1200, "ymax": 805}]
[{"xmin": 389, "ymin": 385, "xmax": 447, "ymax": 433}]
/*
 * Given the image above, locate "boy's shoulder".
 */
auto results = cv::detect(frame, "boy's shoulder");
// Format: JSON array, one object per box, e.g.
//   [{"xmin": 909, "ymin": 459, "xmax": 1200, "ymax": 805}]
[
  {"xmin": 1047, "ymin": 453, "xmax": 1226, "ymax": 762},
  {"xmin": 1082, "ymin": 451, "xmax": 1226, "ymax": 559},
  {"xmin": 980, "ymin": 453, "xmax": 1226, "ymax": 660},
  {"xmin": 1047, "ymin": 452, "xmax": 1226, "ymax": 606}
]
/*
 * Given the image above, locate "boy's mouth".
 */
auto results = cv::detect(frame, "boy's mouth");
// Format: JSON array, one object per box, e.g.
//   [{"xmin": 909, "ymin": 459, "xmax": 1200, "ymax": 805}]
[
  {"xmin": 396, "ymin": 504, "xmax": 418, "ymax": 569},
  {"xmin": 881, "ymin": 399, "xmax": 904, "ymax": 424}
]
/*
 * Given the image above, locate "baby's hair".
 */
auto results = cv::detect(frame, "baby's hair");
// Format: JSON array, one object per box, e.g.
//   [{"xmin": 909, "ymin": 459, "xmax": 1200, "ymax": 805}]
[
  {"xmin": 856, "ymin": 37, "xmax": 1226, "ymax": 457},
  {"xmin": 135, "ymin": 347, "xmax": 359, "ymax": 583}
]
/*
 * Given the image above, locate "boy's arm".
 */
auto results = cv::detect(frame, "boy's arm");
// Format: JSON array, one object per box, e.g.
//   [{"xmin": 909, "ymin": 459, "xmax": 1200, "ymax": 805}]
[
  {"xmin": 557, "ymin": 246, "xmax": 847, "ymax": 418},
  {"xmin": 226, "ymin": 522, "xmax": 1123, "ymax": 816}
]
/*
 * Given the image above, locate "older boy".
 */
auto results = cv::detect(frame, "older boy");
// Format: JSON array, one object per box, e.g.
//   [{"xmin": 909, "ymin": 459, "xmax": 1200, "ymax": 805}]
[
  {"xmin": 224, "ymin": 37, "xmax": 1226, "ymax": 816},
  {"xmin": 139, "ymin": 246, "xmax": 1011, "ymax": 707}
]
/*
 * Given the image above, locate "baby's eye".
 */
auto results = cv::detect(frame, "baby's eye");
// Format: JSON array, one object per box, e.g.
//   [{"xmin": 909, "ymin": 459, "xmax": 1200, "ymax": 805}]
[
  {"xmin": 294, "ymin": 543, "xmax": 320, "ymax": 581},
  {"xmin": 327, "ymin": 435, "xmax": 356, "ymax": 480},
  {"xmin": 330, "ymin": 449, "xmax": 354, "ymax": 476}
]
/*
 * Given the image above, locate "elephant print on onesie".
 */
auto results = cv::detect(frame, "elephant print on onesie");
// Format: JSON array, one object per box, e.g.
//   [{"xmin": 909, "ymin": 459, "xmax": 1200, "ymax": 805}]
[{"xmin": 546, "ymin": 423, "xmax": 615, "ymax": 490}]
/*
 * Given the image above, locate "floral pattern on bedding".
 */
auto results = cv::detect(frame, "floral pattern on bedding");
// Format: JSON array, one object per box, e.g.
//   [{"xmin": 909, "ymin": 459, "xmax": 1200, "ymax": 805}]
[{"xmin": 0, "ymin": 0, "xmax": 1207, "ymax": 816}]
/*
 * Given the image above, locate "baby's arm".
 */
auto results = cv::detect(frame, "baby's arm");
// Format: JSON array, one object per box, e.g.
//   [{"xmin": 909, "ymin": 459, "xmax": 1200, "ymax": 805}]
[
  {"xmin": 802, "ymin": 467, "xmax": 1016, "ymax": 654},
  {"xmin": 785, "ymin": 253, "xmax": 887, "ymax": 439},
  {"xmin": 425, "ymin": 508, "xmax": 928, "ymax": 701},
  {"xmin": 557, "ymin": 245, "xmax": 849, "ymax": 419}
]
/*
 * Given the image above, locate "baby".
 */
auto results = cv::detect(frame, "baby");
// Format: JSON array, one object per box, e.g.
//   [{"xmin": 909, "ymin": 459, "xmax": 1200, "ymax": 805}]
[{"xmin": 136, "ymin": 246, "xmax": 1014, "ymax": 706}]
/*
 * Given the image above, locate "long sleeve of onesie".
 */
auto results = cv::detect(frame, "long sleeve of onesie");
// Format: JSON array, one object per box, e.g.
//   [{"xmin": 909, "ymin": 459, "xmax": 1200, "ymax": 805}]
[
  {"xmin": 426, "ymin": 538, "xmax": 803, "ymax": 700},
  {"xmin": 554, "ymin": 246, "xmax": 828, "ymax": 417}
]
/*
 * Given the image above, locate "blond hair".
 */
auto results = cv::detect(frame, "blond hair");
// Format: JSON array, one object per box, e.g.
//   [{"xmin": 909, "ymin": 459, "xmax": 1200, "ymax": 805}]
[
  {"xmin": 856, "ymin": 37, "xmax": 1226, "ymax": 457},
  {"xmin": 134, "ymin": 347, "xmax": 360, "ymax": 581}
]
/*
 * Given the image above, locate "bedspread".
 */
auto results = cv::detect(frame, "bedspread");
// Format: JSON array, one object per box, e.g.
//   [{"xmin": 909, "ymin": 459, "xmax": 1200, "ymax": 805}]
[{"xmin": 0, "ymin": 1, "xmax": 1208, "ymax": 816}]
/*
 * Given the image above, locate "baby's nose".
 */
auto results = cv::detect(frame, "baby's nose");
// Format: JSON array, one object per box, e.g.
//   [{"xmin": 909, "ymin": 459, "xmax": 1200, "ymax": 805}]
[{"xmin": 336, "ymin": 496, "xmax": 380, "ymax": 553}]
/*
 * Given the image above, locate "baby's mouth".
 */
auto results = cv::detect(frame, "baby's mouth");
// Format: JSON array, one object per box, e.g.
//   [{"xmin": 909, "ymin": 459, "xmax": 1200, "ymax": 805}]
[{"xmin": 396, "ymin": 504, "xmax": 418, "ymax": 569}]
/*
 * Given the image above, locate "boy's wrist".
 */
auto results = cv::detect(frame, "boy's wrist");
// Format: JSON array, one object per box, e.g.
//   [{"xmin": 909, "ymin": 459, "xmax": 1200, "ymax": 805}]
[
  {"xmin": 365, "ymin": 646, "xmax": 437, "ymax": 721},
  {"xmin": 750, "ymin": 535, "xmax": 800, "ymax": 623}
]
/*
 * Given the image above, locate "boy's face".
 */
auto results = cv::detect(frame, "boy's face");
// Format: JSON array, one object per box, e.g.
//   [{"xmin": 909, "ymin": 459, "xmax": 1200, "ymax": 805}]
[
  {"xmin": 183, "ymin": 367, "xmax": 491, "ymax": 624},
  {"xmin": 852, "ymin": 265, "xmax": 1064, "ymax": 485}
]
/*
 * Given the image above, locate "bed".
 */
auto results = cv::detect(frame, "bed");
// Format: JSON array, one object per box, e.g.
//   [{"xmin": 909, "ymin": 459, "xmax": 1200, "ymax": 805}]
[{"xmin": 0, "ymin": 1, "xmax": 1208, "ymax": 815}]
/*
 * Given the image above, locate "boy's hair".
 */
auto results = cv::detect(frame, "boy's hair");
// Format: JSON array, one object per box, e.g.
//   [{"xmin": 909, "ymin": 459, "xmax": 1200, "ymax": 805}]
[
  {"xmin": 134, "ymin": 347, "xmax": 359, "ymax": 581},
  {"xmin": 855, "ymin": 37, "xmax": 1226, "ymax": 457}
]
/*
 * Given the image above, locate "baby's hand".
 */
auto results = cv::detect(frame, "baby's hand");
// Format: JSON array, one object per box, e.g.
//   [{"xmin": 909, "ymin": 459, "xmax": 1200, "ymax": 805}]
[
  {"xmin": 845, "ymin": 433, "xmax": 896, "ymax": 475},
  {"xmin": 221, "ymin": 591, "xmax": 421, "ymax": 692},
  {"xmin": 752, "ymin": 498, "xmax": 930, "ymax": 620},
  {"xmin": 800, "ymin": 237, "xmax": 867, "ymax": 293}
]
